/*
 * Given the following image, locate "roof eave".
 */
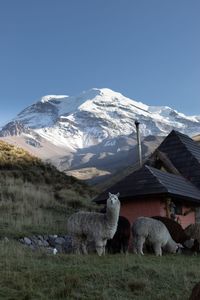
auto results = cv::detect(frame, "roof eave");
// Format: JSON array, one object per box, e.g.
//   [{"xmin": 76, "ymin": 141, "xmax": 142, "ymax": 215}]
[{"xmin": 94, "ymin": 192, "xmax": 200, "ymax": 205}]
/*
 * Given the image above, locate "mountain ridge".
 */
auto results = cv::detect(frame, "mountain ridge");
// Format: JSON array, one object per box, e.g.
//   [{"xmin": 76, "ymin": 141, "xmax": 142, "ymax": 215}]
[{"xmin": 1, "ymin": 88, "xmax": 200, "ymax": 184}]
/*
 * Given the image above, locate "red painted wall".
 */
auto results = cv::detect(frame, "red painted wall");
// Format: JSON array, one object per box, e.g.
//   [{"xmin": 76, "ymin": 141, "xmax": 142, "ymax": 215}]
[
  {"xmin": 120, "ymin": 198, "xmax": 161, "ymax": 225},
  {"xmin": 159, "ymin": 201, "xmax": 195, "ymax": 228},
  {"xmin": 180, "ymin": 209, "xmax": 195, "ymax": 228},
  {"xmin": 120, "ymin": 198, "xmax": 195, "ymax": 228}
]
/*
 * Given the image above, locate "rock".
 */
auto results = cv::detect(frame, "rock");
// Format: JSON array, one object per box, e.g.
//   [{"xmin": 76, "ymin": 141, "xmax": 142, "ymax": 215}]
[
  {"xmin": 19, "ymin": 234, "xmax": 74, "ymax": 254},
  {"xmin": 31, "ymin": 236, "xmax": 39, "ymax": 246},
  {"xmin": 48, "ymin": 236, "xmax": 56, "ymax": 247},
  {"xmin": 43, "ymin": 240, "xmax": 49, "ymax": 247},
  {"xmin": 24, "ymin": 237, "xmax": 32, "ymax": 245},
  {"xmin": 55, "ymin": 237, "xmax": 65, "ymax": 245},
  {"xmin": 38, "ymin": 239, "xmax": 49, "ymax": 247},
  {"xmin": 55, "ymin": 244, "xmax": 63, "ymax": 253},
  {"xmin": 38, "ymin": 240, "xmax": 44, "ymax": 247}
]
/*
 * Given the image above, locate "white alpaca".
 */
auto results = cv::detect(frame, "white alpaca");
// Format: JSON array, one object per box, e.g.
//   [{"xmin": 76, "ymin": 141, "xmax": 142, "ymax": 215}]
[
  {"xmin": 132, "ymin": 217, "xmax": 179, "ymax": 256},
  {"xmin": 67, "ymin": 192, "xmax": 120, "ymax": 256}
]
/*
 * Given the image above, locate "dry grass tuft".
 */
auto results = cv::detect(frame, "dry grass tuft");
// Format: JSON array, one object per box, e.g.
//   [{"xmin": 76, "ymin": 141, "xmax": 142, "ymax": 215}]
[
  {"xmin": 0, "ymin": 140, "xmax": 96, "ymax": 238},
  {"xmin": 128, "ymin": 279, "xmax": 149, "ymax": 294}
]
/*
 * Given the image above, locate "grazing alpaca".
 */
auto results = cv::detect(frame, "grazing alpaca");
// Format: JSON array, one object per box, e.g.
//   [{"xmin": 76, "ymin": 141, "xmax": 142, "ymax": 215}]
[
  {"xmin": 184, "ymin": 224, "xmax": 200, "ymax": 252},
  {"xmin": 67, "ymin": 192, "xmax": 120, "ymax": 256},
  {"xmin": 106, "ymin": 216, "xmax": 130, "ymax": 254},
  {"xmin": 132, "ymin": 217, "xmax": 179, "ymax": 256},
  {"xmin": 152, "ymin": 216, "xmax": 190, "ymax": 244}
]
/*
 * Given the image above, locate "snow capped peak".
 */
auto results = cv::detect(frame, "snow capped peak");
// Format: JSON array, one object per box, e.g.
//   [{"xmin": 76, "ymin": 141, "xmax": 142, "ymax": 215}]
[
  {"xmin": 40, "ymin": 95, "xmax": 69, "ymax": 103},
  {"xmin": 91, "ymin": 87, "xmax": 124, "ymax": 97},
  {"xmin": 1, "ymin": 87, "xmax": 200, "ymax": 150},
  {"xmin": 77, "ymin": 87, "xmax": 149, "ymax": 112}
]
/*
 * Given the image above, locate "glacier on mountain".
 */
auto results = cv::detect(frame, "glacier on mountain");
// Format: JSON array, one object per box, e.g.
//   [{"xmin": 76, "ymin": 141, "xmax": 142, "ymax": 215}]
[
  {"xmin": 1, "ymin": 88, "xmax": 200, "ymax": 184},
  {"xmin": 1, "ymin": 88, "xmax": 200, "ymax": 152}
]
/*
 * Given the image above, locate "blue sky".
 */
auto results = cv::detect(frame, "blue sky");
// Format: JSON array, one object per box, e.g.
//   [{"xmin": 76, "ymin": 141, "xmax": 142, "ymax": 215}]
[{"xmin": 0, "ymin": 0, "xmax": 200, "ymax": 125}]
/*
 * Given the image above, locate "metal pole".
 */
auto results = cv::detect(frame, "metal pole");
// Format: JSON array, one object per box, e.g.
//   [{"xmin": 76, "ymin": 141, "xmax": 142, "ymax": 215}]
[{"xmin": 135, "ymin": 120, "xmax": 142, "ymax": 167}]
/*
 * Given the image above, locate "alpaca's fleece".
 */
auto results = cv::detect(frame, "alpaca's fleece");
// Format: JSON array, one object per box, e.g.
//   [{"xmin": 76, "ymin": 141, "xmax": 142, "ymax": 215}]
[
  {"xmin": 152, "ymin": 216, "xmax": 197, "ymax": 253},
  {"xmin": 184, "ymin": 224, "xmax": 200, "ymax": 251},
  {"xmin": 132, "ymin": 217, "xmax": 179, "ymax": 256},
  {"xmin": 106, "ymin": 216, "xmax": 131, "ymax": 254},
  {"xmin": 67, "ymin": 192, "xmax": 120, "ymax": 256},
  {"xmin": 152, "ymin": 216, "xmax": 190, "ymax": 244}
]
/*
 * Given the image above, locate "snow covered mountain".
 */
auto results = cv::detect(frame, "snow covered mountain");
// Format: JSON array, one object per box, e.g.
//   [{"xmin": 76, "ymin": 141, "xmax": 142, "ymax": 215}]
[{"xmin": 1, "ymin": 88, "xmax": 200, "ymax": 184}]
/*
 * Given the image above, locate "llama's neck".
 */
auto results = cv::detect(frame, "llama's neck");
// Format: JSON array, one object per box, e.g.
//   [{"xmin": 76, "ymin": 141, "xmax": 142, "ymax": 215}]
[{"xmin": 105, "ymin": 205, "xmax": 120, "ymax": 227}]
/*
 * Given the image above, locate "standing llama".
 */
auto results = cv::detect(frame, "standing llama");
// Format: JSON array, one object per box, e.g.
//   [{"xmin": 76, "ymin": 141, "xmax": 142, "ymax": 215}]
[
  {"xmin": 132, "ymin": 217, "xmax": 179, "ymax": 256},
  {"xmin": 67, "ymin": 192, "xmax": 120, "ymax": 256}
]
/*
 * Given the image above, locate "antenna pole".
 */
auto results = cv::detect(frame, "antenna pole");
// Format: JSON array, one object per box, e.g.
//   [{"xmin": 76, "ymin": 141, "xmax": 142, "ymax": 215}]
[{"xmin": 135, "ymin": 120, "xmax": 142, "ymax": 167}]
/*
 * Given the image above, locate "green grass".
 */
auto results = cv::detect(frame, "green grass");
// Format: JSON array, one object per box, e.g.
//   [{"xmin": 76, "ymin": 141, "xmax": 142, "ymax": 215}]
[
  {"xmin": 0, "ymin": 240, "xmax": 199, "ymax": 300},
  {"xmin": 0, "ymin": 140, "xmax": 97, "ymax": 238},
  {"xmin": 0, "ymin": 176, "xmax": 97, "ymax": 238},
  {"xmin": 0, "ymin": 140, "xmax": 198, "ymax": 299}
]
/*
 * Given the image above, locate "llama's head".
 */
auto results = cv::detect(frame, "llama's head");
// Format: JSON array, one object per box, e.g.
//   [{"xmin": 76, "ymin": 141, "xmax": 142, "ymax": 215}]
[{"xmin": 107, "ymin": 192, "xmax": 120, "ymax": 209}]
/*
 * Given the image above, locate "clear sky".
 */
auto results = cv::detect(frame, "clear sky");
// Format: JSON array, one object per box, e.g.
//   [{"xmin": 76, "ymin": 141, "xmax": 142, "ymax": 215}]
[{"xmin": 0, "ymin": 0, "xmax": 200, "ymax": 125}]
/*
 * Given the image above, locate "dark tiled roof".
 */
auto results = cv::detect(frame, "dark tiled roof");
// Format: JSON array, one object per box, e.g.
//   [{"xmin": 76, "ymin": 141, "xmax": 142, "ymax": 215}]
[
  {"xmin": 148, "ymin": 166, "xmax": 200, "ymax": 201},
  {"xmin": 175, "ymin": 131, "xmax": 200, "ymax": 162},
  {"xmin": 94, "ymin": 165, "xmax": 200, "ymax": 204},
  {"xmin": 157, "ymin": 130, "xmax": 200, "ymax": 189}
]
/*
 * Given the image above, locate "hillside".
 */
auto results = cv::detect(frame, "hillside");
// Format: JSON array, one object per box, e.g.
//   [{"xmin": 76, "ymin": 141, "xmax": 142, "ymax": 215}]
[{"xmin": 0, "ymin": 140, "xmax": 96, "ymax": 238}]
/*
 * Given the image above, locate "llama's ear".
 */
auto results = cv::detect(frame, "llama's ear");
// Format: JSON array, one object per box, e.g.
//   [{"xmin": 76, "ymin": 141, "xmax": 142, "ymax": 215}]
[
  {"xmin": 109, "ymin": 192, "xmax": 112, "ymax": 197},
  {"xmin": 116, "ymin": 192, "xmax": 120, "ymax": 198}
]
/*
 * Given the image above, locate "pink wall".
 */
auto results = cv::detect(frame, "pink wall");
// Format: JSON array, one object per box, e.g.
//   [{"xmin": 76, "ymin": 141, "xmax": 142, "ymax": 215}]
[
  {"xmin": 120, "ymin": 198, "xmax": 161, "ymax": 225},
  {"xmin": 159, "ymin": 200, "xmax": 195, "ymax": 228},
  {"xmin": 121, "ymin": 198, "xmax": 195, "ymax": 228}
]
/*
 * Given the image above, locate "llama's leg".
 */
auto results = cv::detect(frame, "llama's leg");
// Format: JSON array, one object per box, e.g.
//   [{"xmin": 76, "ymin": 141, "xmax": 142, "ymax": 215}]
[
  {"xmin": 136, "ymin": 236, "xmax": 145, "ymax": 255},
  {"xmin": 122, "ymin": 240, "xmax": 129, "ymax": 255},
  {"xmin": 102, "ymin": 239, "xmax": 107, "ymax": 256},
  {"xmin": 72, "ymin": 236, "xmax": 81, "ymax": 254},
  {"xmin": 133, "ymin": 238, "xmax": 138, "ymax": 254},
  {"xmin": 81, "ymin": 238, "xmax": 88, "ymax": 255},
  {"xmin": 153, "ymin": 243, "xmax": 162, "ymax": 256},
  {"xmin": 95, "ymin": 240, "xmax": 104, "ymax": 256}
]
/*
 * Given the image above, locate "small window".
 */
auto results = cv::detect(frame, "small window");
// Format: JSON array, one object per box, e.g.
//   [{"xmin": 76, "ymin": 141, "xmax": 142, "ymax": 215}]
[{"xmin": 174, "ymin": 203, "xmax": 183, "ymax": 215}]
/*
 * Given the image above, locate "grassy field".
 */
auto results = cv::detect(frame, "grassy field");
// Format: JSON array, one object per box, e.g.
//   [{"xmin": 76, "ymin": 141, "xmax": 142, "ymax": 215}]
[
  {"xmin": 0, "ymin": 240, "xmax": 199, "ymax": 300},
  {"xmin": 0, "ymin": 140, "xmax": 199, "ymax": 299}
]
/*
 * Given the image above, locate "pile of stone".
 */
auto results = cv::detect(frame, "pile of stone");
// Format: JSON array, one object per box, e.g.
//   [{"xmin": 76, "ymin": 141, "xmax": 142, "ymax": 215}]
[{"xmin": 19, "ymin": 234, "xmax": 73, "ymax": 254}]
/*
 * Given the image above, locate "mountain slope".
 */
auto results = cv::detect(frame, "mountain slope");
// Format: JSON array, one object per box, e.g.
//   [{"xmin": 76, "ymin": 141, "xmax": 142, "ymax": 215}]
[
  {"xmin": 1, "ymin": 88, "xmax": 200, "ymax": 183},
  {"xmin": 0, "ymin": 140, "xmax": 95, "ymax": 238}
]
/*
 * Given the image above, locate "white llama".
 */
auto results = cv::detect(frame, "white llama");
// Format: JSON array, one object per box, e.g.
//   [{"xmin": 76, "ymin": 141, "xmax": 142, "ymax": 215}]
[
  {"xmin": 67, "ymin": 192, "xmax": 120, "ymax": 256},
  {"xmin": 132, "ymin": 217, "xmax": 179, "ymax": 256}
]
